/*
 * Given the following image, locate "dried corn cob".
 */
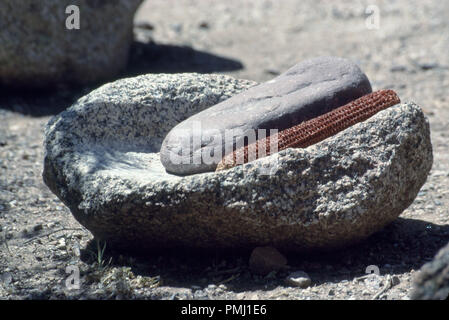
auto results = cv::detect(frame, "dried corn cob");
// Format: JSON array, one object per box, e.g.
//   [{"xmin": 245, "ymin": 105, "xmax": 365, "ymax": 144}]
[{"xmin": 216, "ymin": 89, "xmax": 400, "ymax": 171}]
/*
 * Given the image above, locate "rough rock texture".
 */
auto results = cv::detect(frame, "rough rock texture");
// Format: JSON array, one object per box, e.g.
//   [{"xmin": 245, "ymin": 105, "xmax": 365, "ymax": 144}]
[
  {"xmin": 411, "ymin": 242, "xmax": 449, "ymax": 300},
  {"xmin": 43, "ymin": 73, "xmax": 432, "ymax": 252},
  {"xmin": 160, "ymin": 56, "xmax": 372, "ymax": 175},
  {"xmin": 0, "ymin": 0, "xmax": 142, "ymax": 87}
]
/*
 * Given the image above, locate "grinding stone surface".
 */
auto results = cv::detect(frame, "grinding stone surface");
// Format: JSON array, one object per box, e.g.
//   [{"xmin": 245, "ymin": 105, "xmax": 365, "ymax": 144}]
[
  {"xmin": 43, "ymin": 73, "xmax": 432, "ymax": 252},
  {"xmin": 160, "ymin": 56, "xmax": 372, "ymax": 175}
]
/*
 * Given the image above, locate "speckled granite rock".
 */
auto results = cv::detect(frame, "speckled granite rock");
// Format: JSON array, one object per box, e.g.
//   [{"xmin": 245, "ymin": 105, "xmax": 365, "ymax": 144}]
[
  {"xmin": 43, "ymin": 73, "xmax": 432, "ymax": 252},
  {"xmin": 411, "ymin": 242, "xmax": 449, "ymax": 300},
  {"xmin": 0, "ymin": 0, "xmax": 142, "ymax": 87},
  {"xmin": 161, "ymin": 56, "xmax": 372, "ymax": 175}
]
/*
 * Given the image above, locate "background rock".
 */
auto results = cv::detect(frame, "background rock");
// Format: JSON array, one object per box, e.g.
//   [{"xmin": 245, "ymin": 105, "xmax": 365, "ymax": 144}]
[
  {"xmin": 43, "ymin": 73, "xmax": 432, "ymax": 252},
  {"xmin": 249, "ymin": 247, "xmax": 288, "ymax": 275},
  {"xmin": 160, "ymin": 56, "xmax": 372, "ymax": 175},
  {"xmin": 0, "ymin": 0, "xmax": 142, "ymax": 87},
  {"xmin": 411, "ymin": 241, "xmax": 449, "ymax": 300}
]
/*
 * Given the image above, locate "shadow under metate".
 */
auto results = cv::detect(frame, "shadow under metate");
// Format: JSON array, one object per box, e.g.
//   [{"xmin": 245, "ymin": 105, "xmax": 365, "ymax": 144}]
[
  {"xmin": 0, "ymin": 41, "xmax": 244, "ymax": 117},
  {"xmin": 79, "ymin": 217, "xmax": 449, "ymax": 292}
]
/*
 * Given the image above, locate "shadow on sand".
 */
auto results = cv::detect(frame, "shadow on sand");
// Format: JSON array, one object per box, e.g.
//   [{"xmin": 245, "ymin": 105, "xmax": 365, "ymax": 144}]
[
  {"xmin": 0, "ymin": 40, "xmax": 244, "ymax": 117},
  {"xmin": 79, "ymin": 217, "xmax": 449, "ymax": 293}
]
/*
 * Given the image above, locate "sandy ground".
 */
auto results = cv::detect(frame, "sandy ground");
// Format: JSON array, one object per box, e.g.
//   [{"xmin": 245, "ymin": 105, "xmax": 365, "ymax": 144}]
[{"xmin": 0, "ymin": 0, "xmax": 448, "ymax": 300}]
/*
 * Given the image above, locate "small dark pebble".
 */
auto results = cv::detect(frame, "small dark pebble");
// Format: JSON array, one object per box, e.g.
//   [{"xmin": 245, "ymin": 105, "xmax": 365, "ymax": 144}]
[
  {"xmin": 199, "ymin": 21, "xmax": 210, "ymax": 29},
  {"xmin": 135, "ymin": 21, "xmax": 154, "ymax": 30},
  {"xmin": 391, "ymin": 275, "xmax": 400, "ymax": 286},
  {"xmin": 390, "ymin": 65, "xmax": 407, "ymax": 72},
  {"xmin": 264, "ymin": 69, "xmax": 280, "ymax": 76},
  {"xmin": 419, "ymin": 62, "xmax": 439, "ymax": 71}
]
